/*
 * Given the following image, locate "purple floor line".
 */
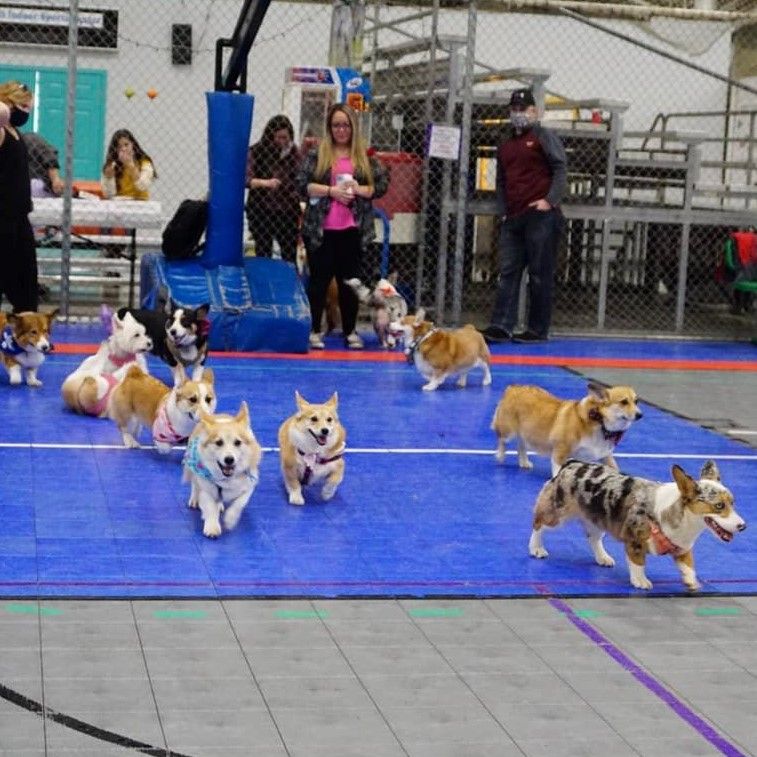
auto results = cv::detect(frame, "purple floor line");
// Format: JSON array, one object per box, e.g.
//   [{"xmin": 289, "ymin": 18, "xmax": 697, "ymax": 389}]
[{"xmin": 548, "ymin": 596, "xmax": 747, "ymax": 757}]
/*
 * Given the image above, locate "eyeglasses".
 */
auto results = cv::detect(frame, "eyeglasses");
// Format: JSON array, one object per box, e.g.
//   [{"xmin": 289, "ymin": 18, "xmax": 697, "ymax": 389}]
[{"xmin": 331, "ymin": 123, "xmax": 352, "ymax": 130}]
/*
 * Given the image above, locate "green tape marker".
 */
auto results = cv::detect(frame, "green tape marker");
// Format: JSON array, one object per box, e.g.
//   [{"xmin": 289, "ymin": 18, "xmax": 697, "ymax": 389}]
[
  {"xmin": 153, "ymin": 610, "xmax": 208, "ymax": 620},
  {"xmin": 574, "ymin": 609, "xmax": 602, "ymax": 619},
  {"xmin": 408, "ymin": 607, "xmax": 462, "ymax": 618},
  {"xmin": 274, "ymin": 610, "xmax": 328, "ymax": 620},
  {"xmin": 5, "ymin": 603, "xmax": 62, "ymax": 617},
  {"xmin": 694, "ymin": 607, "xmax": 741, "ymax": 617}
]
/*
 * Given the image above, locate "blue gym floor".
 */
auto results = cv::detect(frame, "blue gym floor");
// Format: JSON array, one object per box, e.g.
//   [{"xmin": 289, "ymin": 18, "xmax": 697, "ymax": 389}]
[{"xmin": 1, "ymin": 327, "xmax": 756, "ymax": 599}]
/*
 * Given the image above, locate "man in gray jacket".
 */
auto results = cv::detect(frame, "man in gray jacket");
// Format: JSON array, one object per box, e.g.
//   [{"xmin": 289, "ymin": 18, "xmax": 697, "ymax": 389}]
[{"xmin": 481, "ymin": 88, "xmax": 567, "ymax": 344}]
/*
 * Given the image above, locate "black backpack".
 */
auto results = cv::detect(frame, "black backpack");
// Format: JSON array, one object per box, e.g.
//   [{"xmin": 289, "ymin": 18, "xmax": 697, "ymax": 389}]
[{"xmin": 162, "ymin": 199, "xmax": 208, "ymax": 260}]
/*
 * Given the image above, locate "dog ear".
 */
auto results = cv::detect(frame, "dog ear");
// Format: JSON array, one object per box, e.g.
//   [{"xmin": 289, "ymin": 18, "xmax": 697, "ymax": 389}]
[
  {"xmin": 235, "ymin": 401, "xmax": 249, "ymax": 425},
  {"xmin": 587, "ymin": 382, "xmax": 609, "ymax": 401},
  {"xmin": 8, "ymin": 313, "xmax": 19, "ymax": 326},
  {"xmin": 195, "ymin": 303, "xmax": 210, "ymax": 320},
  {"xmin": 414, "ymin": 307, "xmax": 426, "ymax": 325},
  {"xmin": 326, "ymin": 391, "xmax": 338, "ymax": 410},
  {"xmin": 46, "ymin": 309, "xmax": 59, "ymax": 328},
  {"xmin": 700, "ymin": 459, "xmax": 721, "ymax": 482},
  {"xmin": 672, "ymin": 465, "xmax": 697, "ymax": 499},
  {"xmin": 388, "ymin": 270, "xmax": 399, "ymax": 285},
  {"xmin": 200, "ymin": 367, "xmax": 214, "ymax": 385},
  {"xmin": 295, "ymin": 390, "xmax": 307, "ymax": 411}
]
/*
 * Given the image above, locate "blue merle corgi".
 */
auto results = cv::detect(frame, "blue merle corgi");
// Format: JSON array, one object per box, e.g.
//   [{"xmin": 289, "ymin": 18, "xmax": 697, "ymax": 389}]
[{"xmin": 529, "ymin": 459, "xmax": 745, "ymax": 591}]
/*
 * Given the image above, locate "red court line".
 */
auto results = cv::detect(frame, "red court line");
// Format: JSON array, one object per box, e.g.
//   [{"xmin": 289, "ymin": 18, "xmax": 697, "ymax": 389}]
[{"xmin": 53, "ymin": 343, "xmax": 757, "ymax": 372}]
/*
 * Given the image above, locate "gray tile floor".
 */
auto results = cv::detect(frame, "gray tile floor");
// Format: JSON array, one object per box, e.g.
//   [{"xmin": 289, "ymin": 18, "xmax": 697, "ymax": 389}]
[{"xmin": 2, "ymin": 367, "xmax": 756, "ymax": 756}]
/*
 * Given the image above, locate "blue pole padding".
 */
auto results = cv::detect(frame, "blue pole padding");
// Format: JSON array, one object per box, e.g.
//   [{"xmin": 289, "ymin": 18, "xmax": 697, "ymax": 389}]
[
  {"xmin": 373, "ymin": 207, "xmax": 391, "ymax": 278},
  {"xmin": 201, "ymin": 91, "xmax": 254, "ymax": 268}
]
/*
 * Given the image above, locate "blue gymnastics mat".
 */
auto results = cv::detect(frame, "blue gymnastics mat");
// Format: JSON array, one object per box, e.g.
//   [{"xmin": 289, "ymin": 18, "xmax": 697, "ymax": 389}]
[{"xmin": 1, "ymin": 342, "xmax": 755, "ymax": 598}]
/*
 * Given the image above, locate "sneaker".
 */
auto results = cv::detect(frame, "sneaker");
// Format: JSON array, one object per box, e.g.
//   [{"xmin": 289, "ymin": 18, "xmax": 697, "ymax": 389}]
[
  {"xmin": 512, "ymin": 330, "xmax": 548, "ymax": 344},
  {"xmin": 480, "ymin": 325, "xmax": 512, "ymax": 343},
  {"xmin": 345, "ymin": 332, "xmax": 364, "ymax": 349},
  {"xmin": 309, "ymin": 332, "xmax": 325, "ymax": 350}
]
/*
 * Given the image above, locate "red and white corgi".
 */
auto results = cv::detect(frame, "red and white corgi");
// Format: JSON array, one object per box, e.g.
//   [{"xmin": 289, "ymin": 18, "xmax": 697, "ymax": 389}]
[{"xmin": 0, "ymin": 309, "xmax": 57, "ymax": 387}]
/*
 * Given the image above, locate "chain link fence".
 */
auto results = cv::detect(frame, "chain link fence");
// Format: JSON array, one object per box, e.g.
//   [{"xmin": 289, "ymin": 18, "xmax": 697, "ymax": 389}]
[{"xmin": 2, "ymin": 0, "xmax": 756, "ymax": 337}]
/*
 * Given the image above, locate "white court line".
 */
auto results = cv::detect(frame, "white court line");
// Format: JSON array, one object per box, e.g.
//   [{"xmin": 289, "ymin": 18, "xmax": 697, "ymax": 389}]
[
  {"xmin": 0, "ymin": 441, "xmax": 755, "ymax": 460},
  {"xmin": 724, "ymin": 429, "xmax": 757, "ymax": 436}
]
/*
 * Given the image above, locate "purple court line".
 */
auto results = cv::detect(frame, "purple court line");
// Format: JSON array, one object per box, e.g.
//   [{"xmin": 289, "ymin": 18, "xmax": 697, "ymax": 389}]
[{"xmin": 548, "ymin": 595, "xmax": 748, "ymax": 757}]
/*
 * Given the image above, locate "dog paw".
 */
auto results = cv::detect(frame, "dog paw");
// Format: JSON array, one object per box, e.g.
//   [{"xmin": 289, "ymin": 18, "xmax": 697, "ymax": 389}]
[
  {"xmin": 519, "ymin": 459, "xmax": 534, "ymax": 470},
  {"xmin": 187, "ymin": 497, "xmax": 199, "ymax": 509},
  {"xmin": 422, "ymin": 382, "xmax": 438, "ymax": 392},
  {"xmin": 288, "ymin": 492, "xmax": 305, "ymax": 506},
  {"xmin": 482, "ymin": 374, "xmax": 492, "ymax": 386},
  {"xmin": 685, "ymin": 579, "xmax": 701, "ymax": 592},
  {"xmin": 321, "ymin": 484, "xmax": 337, "ymax": 501},
  {"xmin": 26, "ymin": 378, "xmax": 43, "ymax": 388},
  {"xmin": 631, "ymin": 576, "xmax": 653, "ymax": 590},
  {"xmin": 495, "ymin": 449, "xmax": 506, "ymax": 464},
  {"xmin": 154, "ymin": 442, "xmax": 171, "ymax": 455},
  {"xmin": 596, "ymin": 554, "xmax": 616, "ymax": 568},
  {"xmin": 530, "ymin": 546, "xmax": 549, "ymax": 559},
  {"xmin": 9, "ymin": 375, "xmax": 22, "ymax": 386},
  {"xmin": 456, "ymin": 377, "xmax": 467, "ymax": 388},
  {"xmin": 123, "ymin": 435, "xmax": 141, "ymax": 449},
  {"xmin": 223, "ymin": 508, "xmax": 243, "ymax": 531},
  {"xmin": 203, "ymin": 520, "xmax": 222, "ymax": 538}
]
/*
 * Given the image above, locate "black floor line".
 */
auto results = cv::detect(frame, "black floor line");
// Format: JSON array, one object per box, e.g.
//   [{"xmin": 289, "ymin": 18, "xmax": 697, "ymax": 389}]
[{"xmin": 0, "ymin": 682, "xmax": 193, "ymax": 757}]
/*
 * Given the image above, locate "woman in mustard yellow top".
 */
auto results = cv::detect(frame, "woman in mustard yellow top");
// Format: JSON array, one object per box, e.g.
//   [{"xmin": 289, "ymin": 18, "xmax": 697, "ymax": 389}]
[{"xmin": 101, "ymin": 129, "xmax": 156, "ymax": 200}]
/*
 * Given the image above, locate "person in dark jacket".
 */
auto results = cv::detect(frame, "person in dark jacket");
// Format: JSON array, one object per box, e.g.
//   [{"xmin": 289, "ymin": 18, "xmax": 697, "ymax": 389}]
[
  {"xmin": 482, "ymin": 88, "xmax": 567, "ymax": 344},
  {"xmin": 0, "ymin": 80, "xmax": 38, "ymax": 312},
  {"xmin": 296, "ymin": 103, "xmax": 389, "ymax": 350},
  {"xmin": 23, "ymin": 132, "xmax": 64, "ymax": 197},
  {"xmin": 245, "ymin": 114, "xmax": 302, "ymax": 263}
]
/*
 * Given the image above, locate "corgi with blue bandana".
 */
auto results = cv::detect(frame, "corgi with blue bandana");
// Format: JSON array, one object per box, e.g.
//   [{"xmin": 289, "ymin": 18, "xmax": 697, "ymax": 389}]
[
  {"xmin": 183, "ymin": 402, "xmax": 261, "ymax": 537},
  {"xmin": 529, "ymin": 459, "xmax": 746, "ymax": 591},
  {"xmin": 0, "ymin": 309, "xmax": 57, "ymax": 387}
]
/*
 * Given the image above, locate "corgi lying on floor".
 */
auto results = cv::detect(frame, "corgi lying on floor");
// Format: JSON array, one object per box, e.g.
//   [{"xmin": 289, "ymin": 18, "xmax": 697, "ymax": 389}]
[
  {"xmin": 183, "ymin": 402, "xmax": 262, "ymax": 537},
  {"xmin": 392, "ymin": 309, "xmax": 492, "ymax": 391},
  {"xmin": 278, "ymin": 391, "xmax": 346, "ymax": 505},
  {"xmin": 109, "ymin": 365, "xmax": 216, "ymax": 453},
  {"xmin": 491, "ymin": 382, "xmax": 642, "ymax": 476},
  {"xmin": 61, "ymin": 310, "xmax": 152, "ymax": 416},
  {"xmin": 529, "ymin": 459, "xmax": 746, "ymax": 591},
  {"xmin": 0, "ymin": 309, "xmax": 57, "ymax": 387}
]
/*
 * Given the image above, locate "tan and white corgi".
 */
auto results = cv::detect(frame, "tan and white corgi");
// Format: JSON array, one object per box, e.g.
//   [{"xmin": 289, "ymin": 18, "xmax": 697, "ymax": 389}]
[
  {"xmin": 491, "ymin": 382, "xmax": 642, "ymax": 476},
  {"xmin": 0, "ymin": 309, "xmax": 57, "ymax": 387},
  {"xmin": 109, "ymin": 364, "xmax": 216, "ymax": 453},
  {"xmin": 183, "ymin": 402, "xmax": 262, "ymax": 537},
  {"xmin": 61, "ymin": 309, "xmax": 153, "ymax": 415},
  {"xmin": 529, "ymin": 459, "xmax": 746, "ymax": 591},
  {"xmin": 392, "ymin": 309, "xmax": 492, "ymax": 391},
  {"xmin": 278, "ymin": 391, "xmax": 346, "ymax": 505}
]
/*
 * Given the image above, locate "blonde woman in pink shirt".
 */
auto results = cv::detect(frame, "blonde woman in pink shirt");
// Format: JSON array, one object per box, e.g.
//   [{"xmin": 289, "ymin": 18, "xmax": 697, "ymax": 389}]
[{"xmin": 296, "ymin": 104, "xmax": 388, "ymax": 350}]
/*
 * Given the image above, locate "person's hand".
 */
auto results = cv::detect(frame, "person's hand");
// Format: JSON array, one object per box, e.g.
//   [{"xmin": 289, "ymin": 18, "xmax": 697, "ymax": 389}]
[
  {"xmin": 50, "ymin": 175, "xmax": 65, "ymax": 195},
  {"xmin": 330, "ymin": 183, "xmax": 354, "ymax": 205},
  {"xmin": 528, "ymin": 198, "xmax": 552, "ymax": 211},
  {"xmin": 103, "ymin": 161, "xmax": 116, "ymax": 178},
  {"xmin": 118, "ymin": 144, "xmax": 135, "ymax": 168}
]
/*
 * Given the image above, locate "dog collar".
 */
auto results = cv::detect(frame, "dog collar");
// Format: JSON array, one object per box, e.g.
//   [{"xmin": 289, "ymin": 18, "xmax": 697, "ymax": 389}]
[
  {"xmin": 89, "ymin": 373, "xmax": 120, "ymax": 418},
  {"xmin": 649, "ymin": 521, "xmax": 685, "ymax": 556},
  {"xmin": 108, "ymin": 350, "xmax": 138, "ymax": 369},
  {"xmin": 405, "ymin": 328, "xmax": 437, "ymax": 365},
  {"xmin": 588, "ymin": 409, "xmax": 625, "ymax": 446},
  {"xmin": 152, "ymin": 398, "xmax": 188, "ymax": 445},
  {"xmin": 183, "ymin": 437, "xmax": 259, "ymax": 486},
  {"xmin": 0, "ymin": 326, "xmax": 24, "ymax": 357},
  {"xmin": 296, "ymin": 445, "xmax": 344, "ymax": 485}
]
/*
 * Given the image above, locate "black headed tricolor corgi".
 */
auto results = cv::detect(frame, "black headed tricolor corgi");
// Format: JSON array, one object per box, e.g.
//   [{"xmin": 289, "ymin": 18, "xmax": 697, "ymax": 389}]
[
  {"xmin": 529, "ymin": 459, "xmax": 746, "ymax": 591},
  {"xmin": 0, "ymin": 309, "xmax": 58, "ymax": 387}
]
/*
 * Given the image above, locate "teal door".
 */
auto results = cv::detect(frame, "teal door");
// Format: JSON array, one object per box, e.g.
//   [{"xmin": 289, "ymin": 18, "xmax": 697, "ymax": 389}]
[{"xmin": 0, "ymin": 65, "xmax": 106, "ymax": 180}]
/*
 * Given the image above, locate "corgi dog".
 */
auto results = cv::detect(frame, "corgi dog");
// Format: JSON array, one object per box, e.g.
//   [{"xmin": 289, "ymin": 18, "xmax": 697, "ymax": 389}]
[
  {"xmin": 111, "ymin": 302, "xmax": 210, "ymax": 385},
  {"xmin": 278, "ymin": 391, "xmax": 346, "ymax": 506},
  {"xmin": 392, "ymin": 309, "xmax": 492, "ymax": 391},
  {"xmin": 345, "ymin": 275, "xmax": 408, "ymax": 349},
  {"xmin": 109, "ymin": 364, "xmax": 216, "ymax": 453},
  {"xmin": 491, "ymin": 382, "xmax": 642, "ymax": 476},
  {"xmin": 529, "ymin": 459, "xmax": 746, "ymax": 591},
  {"xmin": 61, "ymin": 310, "xmax": 152, "ymax": 416},
  {"xmin": 0, "ymin": 310, "xmax": 57, "ymax": 387},
  {"xmin": 183, "ymin": 402, "xmax": 262, "ymax": 537}
]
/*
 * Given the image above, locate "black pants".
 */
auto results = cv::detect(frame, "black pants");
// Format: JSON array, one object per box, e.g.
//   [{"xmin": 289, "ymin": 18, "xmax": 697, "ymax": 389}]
[
  {"xmin": 306, "ymin": 228, "xmax": 361, "ymax": 336},
  {"xmin": 0, "ymin": 215, "xmax": 39, "ymax": 312},
  {"xmin": 490, "ymin": 208, "xmax": 563, "ymax": 338},
  {"xmin": 247, "ymin": 207, "xmax": 299, "ymax": 263}
]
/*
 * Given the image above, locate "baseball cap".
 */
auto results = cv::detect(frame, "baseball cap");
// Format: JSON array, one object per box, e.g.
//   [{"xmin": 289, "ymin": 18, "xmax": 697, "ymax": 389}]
[{"xmin": 509, "ymin": 88, "xmax": 535, "ymax": 109}]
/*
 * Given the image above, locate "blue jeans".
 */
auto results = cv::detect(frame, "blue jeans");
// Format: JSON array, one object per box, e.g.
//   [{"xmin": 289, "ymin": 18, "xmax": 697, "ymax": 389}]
[{"xmin": 489, "ymin": 208, "xmax": 563, "ymax": 338}]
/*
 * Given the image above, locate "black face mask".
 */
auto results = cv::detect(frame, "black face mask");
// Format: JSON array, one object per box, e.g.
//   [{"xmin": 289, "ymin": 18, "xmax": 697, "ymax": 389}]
[{"xmin": 10, "ymin": 108, "xmax": 30, "ymax": 127}]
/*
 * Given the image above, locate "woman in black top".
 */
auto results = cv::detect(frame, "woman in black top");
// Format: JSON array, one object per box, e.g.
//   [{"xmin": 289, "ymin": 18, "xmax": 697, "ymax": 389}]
[{"xmin": 0, "ymin": 80, "xmax": 37, "ymax": 312}]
